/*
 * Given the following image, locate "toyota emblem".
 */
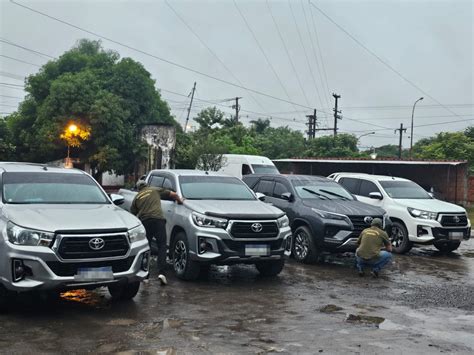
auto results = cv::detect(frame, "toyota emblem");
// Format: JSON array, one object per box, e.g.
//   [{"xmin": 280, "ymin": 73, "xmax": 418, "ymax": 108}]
[
  {"xmin": 251, "ymin": 223, "xmax": 263, "ymax": 233},
  {"xmin": 453, "ymin": 216, "xmax": 460, "ymax": 223},
  {"xmin": 364, "ymin": 216, "xmax": 373, "ymax": 225},
  {"xmin": 89, "ymin": 237, "xmax": 105, "ymax": 251}
]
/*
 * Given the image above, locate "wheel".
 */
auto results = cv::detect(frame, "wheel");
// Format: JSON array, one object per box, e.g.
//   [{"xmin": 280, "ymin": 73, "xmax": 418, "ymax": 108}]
[
  {"xmin": 292, "ymin": 225, "xmax": 320, "ymax": 263},
  {"xmin": 433, "ymin": 241, "xmax": 461, "ymax": 253},
  {"xmin": 390, "ymin": 221, "xmax": 412, "ymax": 254},
  {"xmin": 255, "ymin": 260, "xmax": 285, "ymax": 277},
  {"xmin": 108, "ymin": 281, "xmax": 140, "ymax": 301},
  {"xmin": 172, "ymin": 232, "xmax": 200, "ymax": 281}
]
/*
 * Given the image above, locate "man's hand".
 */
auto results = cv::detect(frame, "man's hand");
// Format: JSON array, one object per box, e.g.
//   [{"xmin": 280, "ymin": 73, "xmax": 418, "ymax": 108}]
[
  {"xmin": 176, "ymin": 197, "xmax": 185, "ymax": 205},
  {"xmin": 385, "ymin": 243, "xmax": 393, "ymax": 252}
]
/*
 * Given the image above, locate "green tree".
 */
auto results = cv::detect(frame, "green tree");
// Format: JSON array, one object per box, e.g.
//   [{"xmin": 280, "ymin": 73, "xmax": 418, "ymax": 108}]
[
  {"xmin": 0, "ymin": 118, "xmax": 15, "ymax": 160},
  {"xmin": 412, "ymin": 132, "xmax": 474, "ymax": 165},
  {"xmin": 194, "ymin": 106, "xmax": 225, "ymax": 131},
  {"xmin": 250, "ymin": 118, "xmax": 271, "ymax": 134},
  {"xmin": 304, "ymin": 134, "xmax": 359, "ymax": 158},
  {"xmin": 7, "ymin": 39, "xmax": 173, "ymax": 177},
  {"xmin": 255, "ymin": 126, "xmax": 306, "ymax": 159}
]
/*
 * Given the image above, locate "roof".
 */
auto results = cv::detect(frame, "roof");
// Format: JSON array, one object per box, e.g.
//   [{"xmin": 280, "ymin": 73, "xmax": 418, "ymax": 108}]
[
  {"xmin": 0, "ymin": 162, "xmax": 84, "ymax": 174},
  {"xmin": 273, "ymin": 158, "xmax": 467, "ymax": 166},
  {"xmin": 149, "ymin": 169, "xmax": 229, "ymax": 177},
  {"xmin": 333, "ymin": 173, "xmax": 410, "ymax": 181},
  {"xmin": 244, "ymin": 173, "xmax": 330, "ymax": 182}
]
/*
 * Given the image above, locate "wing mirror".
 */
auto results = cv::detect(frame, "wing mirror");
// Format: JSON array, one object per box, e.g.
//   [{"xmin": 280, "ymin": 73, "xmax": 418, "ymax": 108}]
[
  {"xmin": 369, "ymin": 192, "xmax": 383, "ymax": 200},
  {"xmin": 255, "ymin": 192, "xmax": 266, "ymax": 201},
  {"xmin": 281, "ymin": 192, "xmax": 293, "ymax": 201},
  {"xmin": 110, "ymin": 193, "xmax": 125, "ymax": 206}
]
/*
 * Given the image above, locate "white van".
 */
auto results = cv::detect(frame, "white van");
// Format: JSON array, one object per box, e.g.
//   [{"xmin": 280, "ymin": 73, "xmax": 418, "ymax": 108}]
[{"xmin": 217, "ymin": 154, "xmax": 279, "ymax": 179}]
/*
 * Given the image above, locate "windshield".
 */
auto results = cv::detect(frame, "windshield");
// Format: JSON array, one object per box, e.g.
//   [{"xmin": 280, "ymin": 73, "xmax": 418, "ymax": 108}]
[
  {"xmin": 251, "ymin": 164, "xmax": 279, "ymax": 174},
  {"xmin": 291, "ymin": 179, "xmax": 354, "ymax": 200},
  {"xmin": 179, "ymin": 176, "xmax": 256, "ymax": 200},
  {"xmin": 2, "ymin": 172, "xmax": 109, "ymax": 204},
  {"xmin": 380, "ymin": 180, "xmax": 431, "ymax": 199}
]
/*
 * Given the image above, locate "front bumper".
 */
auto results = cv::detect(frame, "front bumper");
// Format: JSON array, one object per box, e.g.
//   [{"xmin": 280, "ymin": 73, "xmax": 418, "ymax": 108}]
[
  {"xmin": 406, "ymin": 219, "xmax": 471, "ymax": 243},
  {"xmin": 186, "ymin": 222, "xmax": 292, "ymax": 265},
  {"xmin": 0, "ymin": 239, "xmax": 150, "ymax": 292}
]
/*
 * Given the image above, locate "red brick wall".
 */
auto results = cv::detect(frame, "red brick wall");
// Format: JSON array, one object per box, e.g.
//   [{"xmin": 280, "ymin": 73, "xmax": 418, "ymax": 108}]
[{"xmin": 468, "ymin": 176, "xmax": 474, "ymax": 206}]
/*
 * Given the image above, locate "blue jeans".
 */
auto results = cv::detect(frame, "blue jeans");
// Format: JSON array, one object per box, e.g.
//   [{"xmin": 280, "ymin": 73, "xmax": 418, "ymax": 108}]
[{"xmin": 356, "ymin": 251, "xmax": 392, "ymax": 272}]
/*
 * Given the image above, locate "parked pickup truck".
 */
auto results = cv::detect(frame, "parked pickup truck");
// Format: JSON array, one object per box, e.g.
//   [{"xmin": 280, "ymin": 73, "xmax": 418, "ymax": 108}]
[
  {"xmin": 0, "ymin": 163, "xmax": 150, "ymax": 309},
  {"xmin": 119, "ymin": 170, "xmax": 292, "ymax": 280},
  {"xmin": 243, "ymin": 174, "xmax": 391, "ymax": 263}
]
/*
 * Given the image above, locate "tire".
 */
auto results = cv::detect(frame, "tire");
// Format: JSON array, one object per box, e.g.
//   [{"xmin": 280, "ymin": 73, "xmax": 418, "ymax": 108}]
[
  {"xmin": 390, "ymin": 221, "xmax": 413, "ymax": 254},
  {"xmin": 433, "ymin": 241, "xmax": 461, "ymax": 253},
  {"xmin": 255, "ymin": 260, "xmax": 285, "ymax": 277},
  {"xmin": 172, "ymin": 232, "xmax": 200, "ymax": 281},
  {"xmin": 108, "ymin": 281, "xmax": 140, "ymax": 301},
  {"xmin": 292, "ymin": 225, "xmax": 320, "ymax": 263}
]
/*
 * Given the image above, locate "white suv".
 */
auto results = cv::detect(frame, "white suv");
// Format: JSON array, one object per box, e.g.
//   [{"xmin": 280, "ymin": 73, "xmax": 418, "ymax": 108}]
[{"xmin": 330, "ymin": 173, "xmax": 471, "ymax": 253}]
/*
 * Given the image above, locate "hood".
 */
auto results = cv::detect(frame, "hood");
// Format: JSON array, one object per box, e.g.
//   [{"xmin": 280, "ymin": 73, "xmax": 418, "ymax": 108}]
[
  {"xmin": 392, "ymin": 198, "xmax": 466, "ymax": 213},
  {"xmin": 3, "ymin": 204, "xmax": 140, "ymax": 232},
  {"xmin": 183, "ymin": 199, "xmax": 285, "ymax": 220},
  {"xmin": 302, "ymin": 199, "xmax": 385, "ymax": 216}
]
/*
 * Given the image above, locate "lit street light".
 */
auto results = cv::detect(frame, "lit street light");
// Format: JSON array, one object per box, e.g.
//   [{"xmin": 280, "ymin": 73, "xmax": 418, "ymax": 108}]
[{"xmin": 409, "ymin": 97, "xmax": 424, "ymax": 158}]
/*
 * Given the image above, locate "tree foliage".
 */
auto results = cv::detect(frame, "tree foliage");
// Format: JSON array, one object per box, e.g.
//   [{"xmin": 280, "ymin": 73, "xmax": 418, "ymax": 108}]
[{"xmin": 4, "ymin": 39, "xmax": 174, "ymax": 177}]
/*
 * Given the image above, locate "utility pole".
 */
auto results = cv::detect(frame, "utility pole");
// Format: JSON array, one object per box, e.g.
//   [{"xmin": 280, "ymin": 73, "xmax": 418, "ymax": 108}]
[
  {"xmin": 306, "ymin": 109, "xmax": 317, "ymax": 139},
  {"xmin": 332, "ymin": 93, "xmax": 342, "ymax": 137},
  {"xmin": 232, "ymin": 97, "xmax": 242, "ymax": 123},
  {"xmin": 184, "ymin": 82, "xmax": 196, "ymax": 133},
  {"xmin": 395, "ymin": 123, "xmax": 407, "ymax": 159}
]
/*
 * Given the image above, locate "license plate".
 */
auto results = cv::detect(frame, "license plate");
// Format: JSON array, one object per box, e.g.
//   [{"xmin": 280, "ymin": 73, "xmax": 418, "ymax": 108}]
[
  {"xmin": 448, "ymin": 231, "xmax": 464, "ymax": 240},
  {"xmin": 245, "ymin": 244, "xmax": 270, "ymax": 256},
  {"xmin": 74, "ymin": 266, "xmax": 113, "ymax": 281}
]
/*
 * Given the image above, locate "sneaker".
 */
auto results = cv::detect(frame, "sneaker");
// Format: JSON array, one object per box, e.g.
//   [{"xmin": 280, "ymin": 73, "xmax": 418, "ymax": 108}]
[
  {"xmin": 371, "ymin": 270, "xmax": 379, "ymax": 278},
  {"xmin": 158, "ymin": 274, "xmax": 168, "ymax": 286},
  {"xmin": 358, "ymin": 270, "xmax": 365, "ymax": 277}
]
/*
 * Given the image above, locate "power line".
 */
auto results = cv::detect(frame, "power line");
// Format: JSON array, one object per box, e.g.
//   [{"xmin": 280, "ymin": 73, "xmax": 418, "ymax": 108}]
[
  {"xmin": 0, "ymin": 38, "xmax": 55, "ymax": 59},
  {"xmin": 345, "ymin": 113, "xmax": 473, "ymax": 121},
  {"xmin": 0, "ymin": 94, "xmax": 23, "ymax": 99},
  {"xmin": 0, "ymin": 71, "xmax": 24, "ymax": 81},
  {"xmin": 233, "ymin": 0, "xmax": 300, "ymax": 113},
  {"xmin": 266, "ymin": 0, "xmax": 311, "ymax": 107},
  {"xmin": 0, "ymin": 54, "xmax": 41, "ymax": 67},
  {"xmin": 163, "ymin": 0, "xmax": 265, "ymax": 111},
  {"xmin": 0, "ymin": 82, "xmax": 25, "ymax": 90},
  {"xmin": 10, "ymin": 0, "xmax": 313, "ymax": 110},
  {"xmin": 308, "ymin": 1, "xmax": 464, "ymax": 120},
  {"xmin": 347, "ymin": 118, "xmax": 474, "ymax": 133}
]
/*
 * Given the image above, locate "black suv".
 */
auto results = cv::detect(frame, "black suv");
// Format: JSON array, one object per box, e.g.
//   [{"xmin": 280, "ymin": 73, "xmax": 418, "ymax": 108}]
[{"xmin": 243, "ymin": 174, "xmax": 390, "ymax": 263}]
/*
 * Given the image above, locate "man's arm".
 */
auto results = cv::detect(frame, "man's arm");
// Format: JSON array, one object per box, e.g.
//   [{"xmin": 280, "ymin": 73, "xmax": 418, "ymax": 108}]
[
  {"xmin": 130, "ymin": 196, "xmax": 138, "ymax": 215},
  {"xmin": 382, "ymin": 232, "xmax": 393, "ymax": 252},
  {"xmin": 159, "ymin": 189, "xmax": 184, "ymax": 204},
  {"xmin": 170, "ymin": 191, "xmax": 184, "ymax": 204}
]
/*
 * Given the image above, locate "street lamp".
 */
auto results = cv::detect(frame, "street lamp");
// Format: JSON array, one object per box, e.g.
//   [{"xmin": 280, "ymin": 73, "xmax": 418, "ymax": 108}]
[
  {"xmin": 357, "ymin": 131, "xmax": 375, "ymax": 141},
  {"xmin": 409, "ymin": 97, "xmax": 424, "ymax": 158},
  {"xmin": 65, "ymin": 123, "xmax": 78, "ymax": 168}
]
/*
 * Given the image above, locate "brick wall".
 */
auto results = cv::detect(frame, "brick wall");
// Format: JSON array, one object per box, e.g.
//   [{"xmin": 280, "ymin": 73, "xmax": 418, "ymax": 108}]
[{"xmin": 468, "ymin": 176, "xmax": 474, "ymax": 206}]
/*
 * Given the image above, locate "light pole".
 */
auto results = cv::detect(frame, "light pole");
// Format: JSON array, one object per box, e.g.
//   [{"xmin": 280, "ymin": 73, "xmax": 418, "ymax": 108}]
[
  {"xmin": 66, "ymin": 123, "xmax": 78, "ymax": 168},
  {"xmin": 409, "ymin": 97, "xmax": 423, "ymax": 158},
  {"xmin": 357, "ymin": 132, "xmax": 375, "ymax": 141}
]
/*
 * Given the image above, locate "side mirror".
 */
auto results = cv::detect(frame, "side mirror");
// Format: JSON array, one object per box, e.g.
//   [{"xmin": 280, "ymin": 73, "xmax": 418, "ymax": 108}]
[
  {"xmin": 110, "ymin": 193, "xmax": 125, "ymax": 206},
  {"xmin": 428, "ymin": 192, "xmax": 434, "ymax": 198},
  {"xmin": 255, "ymin": 192, "xmax": 266, "ymax": 201},
  {"xmin": 369, "ymin": 192, "xmax": 383, "ymax": 200},
  {"xmin": 281, "ymin": 192, "xmax": 293, "ymax": 201}
]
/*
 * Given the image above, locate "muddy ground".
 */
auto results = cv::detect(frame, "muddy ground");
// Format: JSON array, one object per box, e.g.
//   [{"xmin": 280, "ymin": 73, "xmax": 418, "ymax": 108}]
[{"xmin": 1, "ymin": 240, "xmax": 473, "ymax": 354}]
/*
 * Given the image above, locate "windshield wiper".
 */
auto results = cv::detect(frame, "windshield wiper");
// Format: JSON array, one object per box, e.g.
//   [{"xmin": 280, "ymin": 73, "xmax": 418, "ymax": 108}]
[
  {"xmin": 302, "ymin": 188, "xmax": 329, "ymax": 200},
  {"xmin": 319, "ymin": 189, "xmax": 351, "ymax": 201}
]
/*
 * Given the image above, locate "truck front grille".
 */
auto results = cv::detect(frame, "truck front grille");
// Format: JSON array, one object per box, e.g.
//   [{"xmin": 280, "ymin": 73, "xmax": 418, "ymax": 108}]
[
  {"xmin": 46, "ymin": 257, "xmax": 135, "ymax": 277},
  {"xmin": 347, "ymin": 215, "xmax": 383, "ymax": 236},
  {"xmin": 57, "ymin": 233, "xmax": 130, "ymax": 260},
  {"xmin": 230, "ymin": 221, "xmax": 279, "ymax": 239},
  {"xmin": 440, "ymin": 214, "xmax": 468, "ymax": 227}
]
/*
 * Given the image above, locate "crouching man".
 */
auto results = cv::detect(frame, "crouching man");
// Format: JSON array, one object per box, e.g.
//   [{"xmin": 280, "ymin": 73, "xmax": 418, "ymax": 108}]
[{"xmin": 356, "ymin": 218, "xmax": 392, "ymax": 278}]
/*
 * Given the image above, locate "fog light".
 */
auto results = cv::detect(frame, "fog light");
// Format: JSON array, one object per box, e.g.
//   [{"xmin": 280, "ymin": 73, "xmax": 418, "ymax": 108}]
[
  {"xmin": 12, "ymin": 259, "xmax": 26, "ymax": 282},
  {"xmin": 284, "ymin": 235, "xmax": 292, "ymax": 251},
  {"xmin": 198, "ymin": 237, "xmax": 213, "ymax": 254},
  {"xmin": 417, "ymin": 226, "xmax": 429, "ymax": 237},
  {"xmin": 141, "ymin": 252, "xmax": 150, "ymax": 272}
]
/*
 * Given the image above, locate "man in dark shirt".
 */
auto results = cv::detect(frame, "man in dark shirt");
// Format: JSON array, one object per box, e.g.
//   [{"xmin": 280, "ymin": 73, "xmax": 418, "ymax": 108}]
[
  {"xmin": 356, "ymin": 218, "xmax": 393, "ymax": 278},
  {"xmin": 131, "ymin": 181, "xmax": 183, "ymax": 285}
]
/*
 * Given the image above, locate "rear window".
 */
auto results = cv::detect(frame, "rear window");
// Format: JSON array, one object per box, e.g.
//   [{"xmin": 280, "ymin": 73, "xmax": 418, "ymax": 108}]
[{"xmin": 251, "ymin": 164, "xmax": 279, "ymax": 174}]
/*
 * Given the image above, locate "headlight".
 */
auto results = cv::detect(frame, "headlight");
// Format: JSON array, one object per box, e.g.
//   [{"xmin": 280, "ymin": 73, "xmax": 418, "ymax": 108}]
[
  {"xmin": 192, "ymin": 212, "xmax": 228, "ymax": 229},
  {"xmin": 7, "ymin": 221, "xmax": 54, "ymax": 247},
  {"xmin": 277, "ymin": 215, "xmax": 290, "ymax": 228},
  {"xmin": 129, "ymin": 224, "xmax": 147, "ymax": 243},
  {"xmin": 407, "ymin": 207, "xmax": 437, "ymax": 220},
  {"xmin": 312, "ymin": 208, "xmax": 347, "ymax": 221}
]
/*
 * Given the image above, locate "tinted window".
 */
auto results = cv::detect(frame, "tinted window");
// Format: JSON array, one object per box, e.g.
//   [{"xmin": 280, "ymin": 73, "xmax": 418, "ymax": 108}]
[
  {"xmin": 273, "ymin": 182, "xmax": 290, "ymax": 198},
  {"xmin": 3, "ymin": 172, "xmax": 108, "ymax": 204},
  {"xmin": 380, "ymin": 180, "xmax": 431, "ymax": 199},
  {"xmin": 339, "ymin": 178, "xmax": 360, "ymax": 194},
  {"xmin": 179, "ymin": 176, "xmax": 255, "ymax": 200},
  {"xmin": 255, "ymin": 180, "xmax": 275, "ymax": 195},
  {"xmin": 251, "ymin": 164, "xmax": 279, "ymax": 174},
  {"xmin": 163, "ymin": 177, "xmax": 174, "ymax": 190},
  {"xmin": 359, "ymin": 180, "xmax": 380, "ymax": 197},
  {"xmin": 149, "ymin": 175, "xmax": 164, "ymax": 187},
  {"xmin": 242, "ymin": 164, "xmax": 252, "ymax": 175}
]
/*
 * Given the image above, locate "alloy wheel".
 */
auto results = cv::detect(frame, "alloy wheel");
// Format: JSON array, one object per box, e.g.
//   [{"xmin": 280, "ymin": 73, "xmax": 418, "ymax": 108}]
[
  {"xmin": 174, "ymin": 240, "xmax": 187, "ymax": 273},
  {"xmin": 294, "ymin": 230, "xmax": 309, "ymax": 260},
  {"xmin": 391, "ymin": 225, "xmax": 404, "ymax": 247}
]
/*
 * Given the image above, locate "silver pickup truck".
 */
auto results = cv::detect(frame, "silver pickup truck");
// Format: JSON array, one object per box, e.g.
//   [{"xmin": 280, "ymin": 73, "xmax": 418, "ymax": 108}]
[
  {"xmin": 119, "ymin": 170, "xmax": 292, "ymax": 280},
  {"xmin": 0, "ymin": 163, "xmax": 150, "ymax": 309}
]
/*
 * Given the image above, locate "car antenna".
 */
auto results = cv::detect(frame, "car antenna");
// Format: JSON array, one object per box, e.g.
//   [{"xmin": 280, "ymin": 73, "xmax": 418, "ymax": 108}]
[{"xmin": 205, "ymin": 171, "xmax": 209, "ymax": 175}]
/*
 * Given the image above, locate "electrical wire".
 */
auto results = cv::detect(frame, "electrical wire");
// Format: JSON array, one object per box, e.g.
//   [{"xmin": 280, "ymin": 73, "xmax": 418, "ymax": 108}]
[
  {"xmin": 0, "ymin": 54, "xmax": 41, "ymax": 67},
  {"xmin": 0, "ymin": 38, "xmax": 55, "ymax": 59}
]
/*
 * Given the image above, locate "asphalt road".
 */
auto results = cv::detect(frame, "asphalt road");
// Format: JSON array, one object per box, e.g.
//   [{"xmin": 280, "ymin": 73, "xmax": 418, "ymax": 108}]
[{"xmin": 1, "ymin": 240, "xmax": 473, "ymax": 354}]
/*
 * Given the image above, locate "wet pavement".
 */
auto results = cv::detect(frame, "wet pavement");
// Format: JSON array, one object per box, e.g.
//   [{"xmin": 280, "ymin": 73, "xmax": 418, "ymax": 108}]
[{"xmin": 1, "ymin": 240, "xmax": 474, "ymax": 354}]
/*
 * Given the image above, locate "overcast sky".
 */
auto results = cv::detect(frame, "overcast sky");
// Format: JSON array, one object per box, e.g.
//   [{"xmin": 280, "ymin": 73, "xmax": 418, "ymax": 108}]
[{"xmin": 1, "ymin": 0, "xmax": 472, "ymax": 149}]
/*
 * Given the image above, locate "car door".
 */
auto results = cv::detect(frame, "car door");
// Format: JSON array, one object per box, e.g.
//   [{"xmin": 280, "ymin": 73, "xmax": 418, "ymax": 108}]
[
  {"xmin": 267, "ymin": 179, "xmax": 297, "ymax": 222},
  {"xmin": 253, "ymin": 178, "xmax": 275, "ymax": 201},
  {"xmin": 161, "ymin": 175, "xmax": 178, "ymax": 238}
]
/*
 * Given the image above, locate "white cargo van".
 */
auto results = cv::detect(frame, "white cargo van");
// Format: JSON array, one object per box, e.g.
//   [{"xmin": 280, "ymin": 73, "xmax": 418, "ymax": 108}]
[{"xmin": 217, "ymin": 154, "xmax": 279, "ymax": 179}]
